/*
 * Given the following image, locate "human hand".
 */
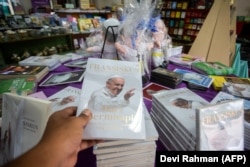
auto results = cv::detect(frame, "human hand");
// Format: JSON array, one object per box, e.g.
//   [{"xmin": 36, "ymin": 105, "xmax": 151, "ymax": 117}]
[
  {"xmin": 39, "ymin": 107, "xmax": 100, "ymax": 167},
  {"xmin": 124, "ymin": 88, "xmax": 135, "ymax": 100}
]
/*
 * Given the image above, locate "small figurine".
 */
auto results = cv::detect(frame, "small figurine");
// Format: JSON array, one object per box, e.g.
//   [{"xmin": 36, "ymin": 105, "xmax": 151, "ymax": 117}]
[
  {"xmin": 11, "ymin": 53, "xmax": 21, "ymax": 62},
  {"xmin": 150, "ymin": 17, "xmax": 172, "ymax": 68}
]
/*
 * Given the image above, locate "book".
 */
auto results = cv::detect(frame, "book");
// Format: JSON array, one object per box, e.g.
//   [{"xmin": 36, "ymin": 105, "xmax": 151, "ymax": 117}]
[
  {"xmin": 210, "ymin": 75, "xmax": 250, "ymax": 90},
  {"xmin": 173, "ymin": 68, "xmax": 213, "ymax": 88},
  {"xmin": 168, "ymin": 54, "xmax": 203, "ymax": 68},
  {"xmin": 19, "ymin": 56, "xmax": 61, "ymax": 71},
  {"xmin": 64, "ymin": 59, "xmax": 87, "ymax": 68},
  {"xmin": 222, "ymin": 82, "xmax": 250, "ymax": 99},
  {"xmin": 196, "ymin": 99, "xmax": 244, "ymax": 150},
  {"xmin": 47, "ymin": 86, "xmax": 81, "ymax": 112},
  {"xmin": 210, "ymin": 91, "xmax": 235, "ymax": 104},
  {"xmin": 0, "ymin": 77, "xmax": 37, "ymax": 99},
  {"xmin": 150, "ymin": 67, "xmax": 183, "ymax": 88},
  {"xmin": 94, "ymin": 102, "xmax": 158, "ymax": 148},
  {"xmin": 39, "ymin": 70, "xmax": 85, "ymax": 87},
  {"xmin": 51, "ymin": 54, "xmax": 72, "ymax": 63},
  {"xmin": 1, "ymin": 93, "xmax": 53, "ymax": 164},
  {"xmin": 151, "ymin": 87, "xmax": 209, "ymax": 145},
  {"xmin": 0, "ymin": 65, "xmax": 49, "ymax": 82},
  {"xmin": 76, "ymin": 58, "xmax": 146, "ymax": 140},
  {"xmin": 192, "ymin": 61, "xmax": 235, "ymax": 75},
  {"xmin": 143, "ymin": 82, "xmax": 170, "ymax": 101}
]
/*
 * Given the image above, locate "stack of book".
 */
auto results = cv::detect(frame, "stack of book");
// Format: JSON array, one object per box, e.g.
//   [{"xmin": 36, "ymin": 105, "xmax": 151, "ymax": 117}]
[
  {"xmin": 93, "ymin": 104, "xmax": 158, "ymax": 167},
  {"xmin": 0, "ymin": 65, "xmax": 49, "ymax": 82},
  {"xmin": 150, "ymin": 67, "xmax": 183, "ymax": 89},
  {"xmin": 19, "ymin": 56, "xmax": 61, "ymax": 71},
  {"xmin": 150, "ymin": 87, "xmax": 209, "ymax": 150},
  {"xmin": 168, "ymin": 54, "xmax": 203, "ymax": 69}
]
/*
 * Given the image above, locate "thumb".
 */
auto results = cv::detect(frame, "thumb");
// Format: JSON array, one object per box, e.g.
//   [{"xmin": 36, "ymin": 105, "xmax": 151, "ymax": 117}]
[{"xmin": 78, "ymin": 109, "xmax": 92, "ymax": 126}]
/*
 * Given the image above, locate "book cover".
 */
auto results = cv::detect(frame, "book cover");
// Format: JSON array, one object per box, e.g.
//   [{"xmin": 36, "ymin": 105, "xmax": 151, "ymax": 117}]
[
  {"xmin": 0, "ymin": 77, "xmax": 37, "ymax": 98},
  {"xmin": 174, "ymin": 68, "xmax": 213, "ymax": 88},
  {"xmin": 95, "ymin": 102, "xmax": 158, "ymax": 148},
  {"xmin": 19, "ymin": 56, "xmax": 61, "ymax": 71},
  {"xmin": 152, "ymin": 87, "xmax": 209, "ymax": 140},
  {"xmin": 39, "ymin": 70, "xmax": 85, "ymax": 87},
  {"xmin": 143, "ymin": 82, "xmax": 170, "ymax": 101},
  {"xmin": 196, "ymin": 99, "xmax": 244, "ymax": 150},
  {"xmin": 209, "ymin": 75, "xmax": 250, "ymax": 91},
  {"xmin": 192, "ymin": 61, "xmax": 235, "ymax": 75},
  {"xmin": 209, "ymin": 75, "xmax": 227, "ymax": 90},
  {"xmin": 76, "ymin": 58, "xmax": 146, "ymax": 140},
  {"xmin": 78, "ymin": 18, "xmax": 94, "ymax": 32},
  {"xmin": 150, "ymin": 67, "xmax": 183, "ymax": 88},
  {"xmin": 222, "ymin": 82, "xmax": 250, "ymax": 99},
  {"xmin": 64, "ymin": 59, "xmax": 87, "ymax": 69},
  {"xmin": 210, "ymin": 91, "xmax": 235, "ymax": 104},
  {"xmin": 0, "ymin": 65, "xmax": 49, "ymax": 82},
  {"xmin": 1, "ymin": 93, "xmax": 53, "ymax": 164},
  {"xmin": 168, "ymin": 54, "xmax": 203, "ymax": 69},
  {"xmin": 47, "ymin": 86, "xmax": 81, "ymax": 112}
]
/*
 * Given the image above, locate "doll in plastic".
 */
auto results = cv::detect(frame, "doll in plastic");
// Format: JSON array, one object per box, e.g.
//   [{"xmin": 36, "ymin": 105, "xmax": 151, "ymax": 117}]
[
  {"xmin": 150, "ymin": 17, "xmax": 172, "ymax": 68},
  {"xmin": 86, "ymin": 18, "xmax": 120, "ymax": 60}
]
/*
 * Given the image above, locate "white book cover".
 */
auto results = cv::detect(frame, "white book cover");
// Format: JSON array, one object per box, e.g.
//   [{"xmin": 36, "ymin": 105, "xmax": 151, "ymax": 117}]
[
  {"xmin": 47, "ymin": 86, "xmax": 81, "ymax": 112},
  {"xmin": 196, "ymin": 99, "xmax": 244, "ymax": 150},
  {"xmin": 173, "ymin": 68, "xmax": 213, "ymax": 88},
  {"xmin": 1, "ymin": 93, "xmax": 53, "ymax": 165},
  {"xmin": 152, "ymin": 87, "xmax": 209, "ymax": 140},
  {"xmin": 95, "ymin": 103, "xmax": 158, "ymax": 148},
  {"xmin": 76, "ymin": 58, "xmax": 146, "ymax": 140},
  {"xmin": 210, "ymin": 91, "xmax": 235, "ymax": 104}
]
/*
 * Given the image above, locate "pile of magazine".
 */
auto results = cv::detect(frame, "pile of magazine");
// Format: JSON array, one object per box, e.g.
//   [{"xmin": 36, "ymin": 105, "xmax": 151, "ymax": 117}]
[
  {"xmin": 150, "ymin": 88, "xmax": 209, "ymax": 150},
  {"xmin": 93, "ymin": 104, "xmax": 158, "ymax": 167}
]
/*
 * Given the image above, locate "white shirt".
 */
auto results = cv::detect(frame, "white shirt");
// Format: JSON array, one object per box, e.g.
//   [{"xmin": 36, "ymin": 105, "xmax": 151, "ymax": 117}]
[{"xmin": 87, "ymin": 87, "xmax": 129, "ymax": 112}]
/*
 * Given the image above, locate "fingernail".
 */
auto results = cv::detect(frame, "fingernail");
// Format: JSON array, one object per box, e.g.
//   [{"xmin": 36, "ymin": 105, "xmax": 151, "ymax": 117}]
[{"xmin": 82, "ymin": 109, "xmax": 91, "ymax": 117}]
